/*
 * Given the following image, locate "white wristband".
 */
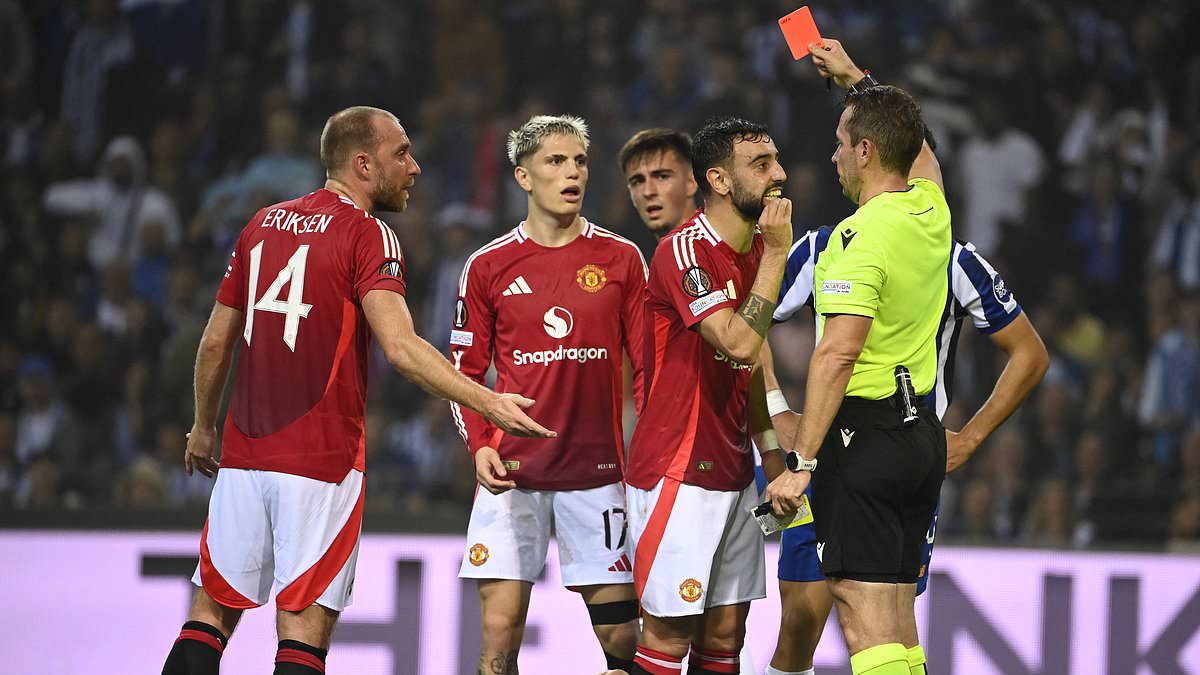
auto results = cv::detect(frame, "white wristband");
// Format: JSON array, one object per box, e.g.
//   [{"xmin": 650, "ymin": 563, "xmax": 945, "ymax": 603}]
[
  {"xmin": 757, "ymin": 429, "xmax": 780, "ymax": 451},
  {"xmin": 766, "ymin": 389, "xmax": 790, "ymax": 418}
]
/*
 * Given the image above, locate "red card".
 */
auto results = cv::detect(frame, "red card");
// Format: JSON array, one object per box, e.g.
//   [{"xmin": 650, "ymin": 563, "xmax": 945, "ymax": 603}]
[{"xmin": 778, "ymin": 6, "xmax": 823, "ymax": 60}]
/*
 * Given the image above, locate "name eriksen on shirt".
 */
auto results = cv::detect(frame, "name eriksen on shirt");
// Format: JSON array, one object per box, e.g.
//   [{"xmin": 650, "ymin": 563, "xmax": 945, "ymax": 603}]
[{"xmin": 261, "ymin": 209, "xmax": 332, "ymax": 235}]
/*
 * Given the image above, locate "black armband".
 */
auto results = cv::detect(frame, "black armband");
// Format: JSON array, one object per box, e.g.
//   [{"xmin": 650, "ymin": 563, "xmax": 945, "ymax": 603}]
[{"xmin": 586, "ymin": 599, "xmax": 639, "ymax": 625}]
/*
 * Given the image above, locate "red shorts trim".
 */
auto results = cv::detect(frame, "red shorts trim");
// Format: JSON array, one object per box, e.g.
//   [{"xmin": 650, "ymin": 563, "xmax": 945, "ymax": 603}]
[{"xmin": 274, "ymin": 483, "xmax": 365, "ymax": 611}]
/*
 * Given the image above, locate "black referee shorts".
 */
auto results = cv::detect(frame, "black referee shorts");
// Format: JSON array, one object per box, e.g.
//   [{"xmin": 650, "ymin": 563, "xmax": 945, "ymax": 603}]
[{"xmin": 810, "ymin": 396, "xmax": 945, "ymax": 584}]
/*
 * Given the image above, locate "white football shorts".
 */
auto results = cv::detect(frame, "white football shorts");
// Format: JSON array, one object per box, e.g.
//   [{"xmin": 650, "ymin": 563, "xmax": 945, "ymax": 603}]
[
  {"xmin": 192, "ymin": 468, "xmax": 364, "ymax": 612},
  {"xmin": 627, "ymin": 477, "xmax": 765, "ymax": 617},
  {"xmin": 459, "ymin": 482, "xmax": 634, "ymax": 588}
]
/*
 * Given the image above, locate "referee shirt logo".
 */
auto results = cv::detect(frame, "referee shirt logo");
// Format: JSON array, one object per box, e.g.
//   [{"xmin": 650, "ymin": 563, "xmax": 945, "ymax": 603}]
[
  {"xmin": 821, "ymin": 280, "xmax": 853, "ymax": 295},
  {"xmin": 841, "ymin": 228, "xmax": 857, "ymax": 248}
]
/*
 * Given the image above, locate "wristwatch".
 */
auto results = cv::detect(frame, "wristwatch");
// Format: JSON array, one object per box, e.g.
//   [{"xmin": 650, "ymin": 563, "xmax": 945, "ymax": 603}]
[
  {"xmin": 848, "ymin": 71, "xmax": 879, "ymax": 95},
  {"xmin": 785, "ymin": 451, "xmax": 818, "ymax": 472}
]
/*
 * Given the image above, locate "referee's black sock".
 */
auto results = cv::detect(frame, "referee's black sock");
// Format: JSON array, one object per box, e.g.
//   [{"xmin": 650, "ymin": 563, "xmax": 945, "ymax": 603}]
[
  {"xmin": 274, "ymin": 639, "xmax": 328, "ymax": 674},
  {"xmin": 161, "ymin": 621, "xmax": 227, "ymax": 675}
]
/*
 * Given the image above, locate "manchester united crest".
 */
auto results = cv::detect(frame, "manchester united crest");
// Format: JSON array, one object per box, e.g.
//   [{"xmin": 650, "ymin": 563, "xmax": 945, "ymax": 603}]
[
  {"xmin": 468, "ymin": 543, "xmax": 489, "ymax": 566},
  {"xmin": 576, "ymin": 264, "xmax": 607, "ymax": 293},
  {"xmin": 679, "ymin": 578, "xmax": 704, "ymax": 603}
]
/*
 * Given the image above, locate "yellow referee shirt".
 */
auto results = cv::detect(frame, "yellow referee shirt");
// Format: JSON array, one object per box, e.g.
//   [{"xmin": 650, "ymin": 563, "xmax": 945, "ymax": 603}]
[{"xmin": 813, "ymin": 178, "xmax": 952, "ymax": 399}]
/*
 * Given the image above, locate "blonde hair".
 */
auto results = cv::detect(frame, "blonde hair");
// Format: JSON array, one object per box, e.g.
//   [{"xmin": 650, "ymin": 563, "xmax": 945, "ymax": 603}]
[{"xmin": 506, "ymin": 115, "xmax": 589, "ymax": 167}]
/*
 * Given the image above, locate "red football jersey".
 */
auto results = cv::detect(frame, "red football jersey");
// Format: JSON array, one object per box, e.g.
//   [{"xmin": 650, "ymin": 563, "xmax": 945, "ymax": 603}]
[
  {"xmin": 450, "ymin": 219, "xmax": 647, "ymax": 491},
  {"xmin": 215, "ymin": 188, "xmax": 406, "ymax": 482},
  {"xmin": 625, "ymin": 211, "xmax": 764, "ymax": 492}
]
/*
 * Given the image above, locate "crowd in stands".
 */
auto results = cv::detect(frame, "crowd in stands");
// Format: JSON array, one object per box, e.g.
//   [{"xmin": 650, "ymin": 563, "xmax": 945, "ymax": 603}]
[{"xmin": 1, "ymin": 0, "xmax": 1197, "ymax": 550}]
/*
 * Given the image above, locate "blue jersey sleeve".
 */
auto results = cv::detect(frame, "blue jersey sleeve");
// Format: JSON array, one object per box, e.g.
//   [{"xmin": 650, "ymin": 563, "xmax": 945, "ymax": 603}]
[
  {"xmin": 774, "ymin": 227, "xmax": 833, "ymax": 322},
  {"xmin": 949, "ymin": 240, "xmax": 1022, "ymax": 334}
]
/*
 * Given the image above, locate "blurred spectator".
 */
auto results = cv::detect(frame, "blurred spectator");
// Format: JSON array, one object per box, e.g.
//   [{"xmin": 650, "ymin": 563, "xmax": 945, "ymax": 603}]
[
  {"xmin": 975, "ymin": 430, "xmax": 1030, "ymax": 539},
  {"xmin": 1027, "ymin": 365, "xmax": 1083, "ymax": 478},
  {"xmin": 14, "ymin": 356, "xmax": 81, "ymax": 469},
  {"xmin": 381, "ymin": 398, "xmax": 471, "ymax": 511},
  {"xmin": 1139, "ymin": 292, "xmax": 1200, "ymax": 466},
  {"xmin": 958, "ymin": 91, "xmax": 1046, "ymax": 256},
  {"xmin": 13, "ymin": 452, "xmax": 76, "ymax": 508},
  {"xmin": 1069, "ymin": 155, "xmax": 1142, "ymax": 309},
  {"xmin": 1043, "ymin": 276, "xmax": 1106, "ymax": 368},
  {"xmin": 237, "ymin": 108, "xmax": 323, "ymax": 205},
  {"xmin": 1150, "ymin": 150, "xmax": 1200, "ymax": 293},
  {"xmin": 1070, "ymin": 431, "xmax": 1112, "ymax": 547},
  {"xmin": 149, "ymin": 419, "xmax": 212, "ymax": 507},
  {"xmin": 132, "ymin": 221, "xmax": 172, "ymax": 308},
  {"xmin": 114, "ymin": 455, "xmax": 168, "ymax": 507},
  {"xmin": 423, "ymin": 204, "xmax": 492, "ymax": 344},
  {"xmin": 43, "ymin": 135, "xmax": 181, "ymax": 269},
  {"xmin": 59, "ymin": 0, "xmax": 135, "ymax": 162},
  {"xmin": 1023, "ymin": 478, "xmax": 1073, "ymax": 548}
]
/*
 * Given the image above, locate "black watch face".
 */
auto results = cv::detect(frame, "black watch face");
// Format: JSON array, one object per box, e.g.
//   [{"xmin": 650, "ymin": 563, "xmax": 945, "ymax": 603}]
[{"xmin": 785, "ymin": 451, "xmax": 798, "ymax": 471}]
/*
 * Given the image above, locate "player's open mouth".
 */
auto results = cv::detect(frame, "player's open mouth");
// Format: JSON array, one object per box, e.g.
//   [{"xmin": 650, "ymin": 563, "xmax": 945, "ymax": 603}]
[
  {"xmin": 561, "ymin": 186, "xmax": 582, "ymax": 203},
  {"xmin": 764, "ymin": 187, "xmax": 783, "ymax": 201},
  {"xmin": 646, "ymin": 205, "xmax": 663, "ymax": 218}
]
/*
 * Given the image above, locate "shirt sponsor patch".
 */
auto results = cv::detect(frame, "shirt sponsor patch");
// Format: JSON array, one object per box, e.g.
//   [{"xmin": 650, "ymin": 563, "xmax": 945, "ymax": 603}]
[
  {"xmin": 993, "ymin": 275, "xmax": 1012, "ymax": 303},
  {"xmin": 688, "ymin": 289, "xmax": 728, "ymax": 316},
  {"xmin": 820, "ymin": 280, "xmax": 853, "ymax": 295},
  {"xmin": 450, "ymin": 330, "xmax": 474, "ymax": 346}
]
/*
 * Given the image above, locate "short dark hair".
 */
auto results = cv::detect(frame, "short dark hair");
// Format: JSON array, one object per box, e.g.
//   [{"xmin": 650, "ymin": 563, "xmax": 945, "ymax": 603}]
[
  {"xmin": 691, "ymin": 117, "xmax": 771, "ymax": 195},
  {"xmin": 843, "ymin": 85, "xmax": 925, "ymax": 176},
  {"xmin": 619, "ymin": 128, "xmax": 693, "ymax": 173},
  {"xmin": 320, "ymin": 106, "xmax": 398, "ymax": 173}
]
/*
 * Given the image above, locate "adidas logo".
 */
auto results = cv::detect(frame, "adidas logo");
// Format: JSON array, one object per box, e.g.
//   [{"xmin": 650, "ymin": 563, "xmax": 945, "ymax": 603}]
[
  {"xmin": 608, "ymin": 553, "xmax": 632, "ymax": 572},
  {"xmin": 501, "ymin": 275, "xmax": 533, "ymax": 296}
]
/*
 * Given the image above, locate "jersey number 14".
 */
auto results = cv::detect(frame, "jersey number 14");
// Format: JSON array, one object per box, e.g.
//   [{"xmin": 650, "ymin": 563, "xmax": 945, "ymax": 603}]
[{"xmin": 243, "ymin": 241, "xmax": 313, "ymax": 352}]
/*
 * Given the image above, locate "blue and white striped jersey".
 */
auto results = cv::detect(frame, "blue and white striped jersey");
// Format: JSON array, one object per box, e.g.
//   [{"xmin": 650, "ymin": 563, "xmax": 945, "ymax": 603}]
[{"xmin": 774, "ymin": 227, "xmax": 1023, "ymax": 417}]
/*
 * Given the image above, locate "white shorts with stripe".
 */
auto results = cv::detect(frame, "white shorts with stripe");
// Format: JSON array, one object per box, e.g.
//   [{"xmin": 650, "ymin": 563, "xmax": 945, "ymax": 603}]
[
  {"xmin": 191, "ymin": 468, "xmax": 364, "ymax": 612},
  {"xmin": 459, "ymin": 482, "xmax": 634, "ymax": 587},
  {"xmin": 627, "ymin": 477, "xmax": 765, "ymax": 617}
]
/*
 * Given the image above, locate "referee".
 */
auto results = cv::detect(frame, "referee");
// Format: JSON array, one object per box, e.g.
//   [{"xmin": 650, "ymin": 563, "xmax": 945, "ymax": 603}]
[{"xmin": 765, "ymin": 39, "xmax": 950, "ymax": 675}]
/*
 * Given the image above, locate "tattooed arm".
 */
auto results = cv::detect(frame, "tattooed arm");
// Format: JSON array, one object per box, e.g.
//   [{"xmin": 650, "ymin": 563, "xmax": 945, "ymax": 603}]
[
  {"xmin": 696, "ymin": 198, "xmax": 790, "ymax": 363},
  {"xmin": 696, "ymin": 264, "xmax": 786, "ymax": 364}
]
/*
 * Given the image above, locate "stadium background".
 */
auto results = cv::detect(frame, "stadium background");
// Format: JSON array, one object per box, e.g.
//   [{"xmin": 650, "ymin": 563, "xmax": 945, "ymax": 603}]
[{"xmin": 1, "ymin": 0, "xmax": 1198, "ymax": 673}]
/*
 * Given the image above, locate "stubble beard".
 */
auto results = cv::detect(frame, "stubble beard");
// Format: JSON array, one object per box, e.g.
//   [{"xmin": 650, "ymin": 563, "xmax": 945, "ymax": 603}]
[
  {"xmin": 373, "ymin": 174, "xmax": 406, "ymax": 213},
  {"xmin": 731, "ymin": 179, "xmax": 769, "ymax": 222}
]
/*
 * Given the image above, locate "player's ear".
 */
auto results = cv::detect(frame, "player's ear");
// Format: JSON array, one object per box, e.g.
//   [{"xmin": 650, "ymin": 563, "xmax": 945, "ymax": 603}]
[
  {"xmin": 857, "ymin": 139, "xmax": 872, "ymax": 169},
  {"xmin": 354, "ymin": 151, "xmax": 373, "ymax": 180},
  {"xmin": 685, "ymin": 171, "xmax": 698, "ymax": 199},
  {"xmin": 514, "ymin": 165, "xmax": 532, "ymax": 193},
  {"xmin": 706, "ymin": 167, "xmax": 731, "ymax": 197}
]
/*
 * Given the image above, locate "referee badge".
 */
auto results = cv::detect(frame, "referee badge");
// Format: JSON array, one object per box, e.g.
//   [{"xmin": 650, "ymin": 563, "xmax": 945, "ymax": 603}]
[
  {"xmin": 679, "ymin": 578, "xmax": 703, "ymax": 603},
  {"xmin": 682, "ymin": 266, "xmax": 714, "ymax": 298}
]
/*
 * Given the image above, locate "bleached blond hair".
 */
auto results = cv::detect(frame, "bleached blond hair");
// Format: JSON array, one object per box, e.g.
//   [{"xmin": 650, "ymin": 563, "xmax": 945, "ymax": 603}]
[{"xmin": 506, "ymin": 115, "xmax": 590, "ymax": 167}]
